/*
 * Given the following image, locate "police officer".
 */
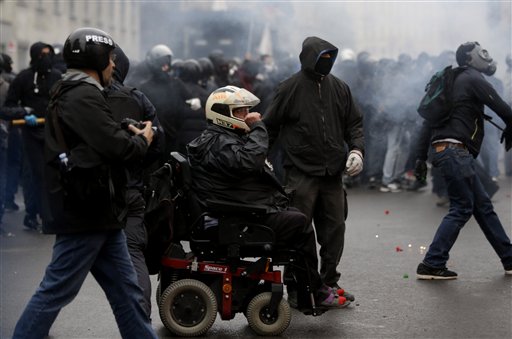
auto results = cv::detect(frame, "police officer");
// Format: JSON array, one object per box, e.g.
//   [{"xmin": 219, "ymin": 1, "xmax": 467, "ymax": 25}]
[
  {"xmin": 415, "ymin": 41, "xmax": 512, "ymax": 279},
  {"xmin": 175, "ymin": 59, "xmax": 207, "ymax": 152},
  {"xmin": 138, "ymin": 44, "xmax": 200, "ymax": 158},
  {"xmin": 12, "ymin": 27, "xmax": 157, "ymax": 338}
]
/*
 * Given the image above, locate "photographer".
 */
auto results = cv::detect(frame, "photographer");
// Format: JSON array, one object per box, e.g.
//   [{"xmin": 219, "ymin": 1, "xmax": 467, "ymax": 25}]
[
  {"xmin": 12, "ymin": 28, "xmax": 157, "ymax": 338},
  {"xmin": 105, "ymin": 44, "xmax": 163, "ymax": 318}
]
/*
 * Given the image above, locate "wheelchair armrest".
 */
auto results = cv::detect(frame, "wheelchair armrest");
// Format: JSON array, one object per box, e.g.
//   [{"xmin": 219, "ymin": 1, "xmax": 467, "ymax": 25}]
[{"xmin": 205, "ymin": 199, "xmax": 268, "ymax": 215}]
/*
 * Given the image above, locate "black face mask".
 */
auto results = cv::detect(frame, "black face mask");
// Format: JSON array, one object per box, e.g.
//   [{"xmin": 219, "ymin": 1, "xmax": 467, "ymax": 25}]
[
  {"xmin": 152, "ymin": 69, "xmax": 170, "ymax": 81},
  {"xmin": 36, "ymin": 54, "xmax": 52, "ymax": 73},
  {"xmin": 315, "ymin": 57, "xmax": 333, "ymax": 76}
]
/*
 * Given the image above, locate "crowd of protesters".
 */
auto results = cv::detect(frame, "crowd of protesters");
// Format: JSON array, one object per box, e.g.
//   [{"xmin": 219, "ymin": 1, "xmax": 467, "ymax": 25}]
[
  {"xmin": 1, "ymin": 27, "xmax": 512, "ymax": 338},
  {"xmin": 1, "ymin": 41, "xmax": 512, "ymax": 231}
]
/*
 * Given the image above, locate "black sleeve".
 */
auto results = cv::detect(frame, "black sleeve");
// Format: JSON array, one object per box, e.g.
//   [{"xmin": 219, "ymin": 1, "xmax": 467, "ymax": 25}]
[
  {"xmin": 472, "ymin": 76, "xmax": 512, "ymax": 126},
  {"xmin": 63, "ymin": 86, "xmax": 148, "ymax": 163},
  {"xmin": 210, "ymin": 122, "xmax": 269, "ymax": 175},
  {"xmin": 343, "ymin": 85, "xmax": 365, "ymax": 155},
  {"xmin": 1, "ymin": 75, "xmax": 28, "ymax": 120},
  {"xmin": 263, "ymin": 84, "xmax": 287, "ymax": 148}
]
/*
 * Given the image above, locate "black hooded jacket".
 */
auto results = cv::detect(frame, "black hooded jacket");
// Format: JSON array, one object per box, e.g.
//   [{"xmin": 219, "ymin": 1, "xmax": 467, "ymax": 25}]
[
  {"xmin": 416, "ymin": 66, "xmax": 512, "ymax": 159},
  {"xmin": 2, "ymin": 42, "xmax": 62, "ymax": 123},
  {"xmin": 263, "ymin": 36, "xmax": 364, "ymax": 176}
]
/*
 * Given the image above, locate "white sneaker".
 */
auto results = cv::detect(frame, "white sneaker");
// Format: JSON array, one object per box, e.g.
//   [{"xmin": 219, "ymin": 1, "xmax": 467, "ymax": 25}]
[
  {"xmin": 379, "ymin": 183, "xmax": 402, "ymax": 193},
  {"xmin": 505, "ymin": 269, "xmax": 512, "ymax": 275}
]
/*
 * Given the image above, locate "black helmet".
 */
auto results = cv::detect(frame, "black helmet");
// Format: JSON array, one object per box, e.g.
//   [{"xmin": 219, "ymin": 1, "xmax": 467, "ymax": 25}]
[
  {"xmin": 198, "ymin": 57, "xmax": 214, "ymax": 78},
  {"xmin": 63, "ymin": 27, "xmax": 115, "ymax": 72},
  {"xmin": 112, "ymin": 44, "xmax": 130, "ymax": 84},
  {"xmin": 180, "ymin": 59, "xmax": 202, "ymax": 82},
  {"xmin": 171, "ymin": 58, "xmax": 184, "ymax": 78},
  {"xmin": 145, "ymin": 44, "xmax": 173, "ymax": 72}
]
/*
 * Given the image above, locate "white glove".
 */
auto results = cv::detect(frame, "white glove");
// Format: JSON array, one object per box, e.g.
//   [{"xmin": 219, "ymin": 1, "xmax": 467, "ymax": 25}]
[
  {"xmin": 186, "ymin": 98, "xmax": 201, "ymax": 110},
  {"xmin": 345, "ymin": 150, "xmax": 363, "ymax": 176}
]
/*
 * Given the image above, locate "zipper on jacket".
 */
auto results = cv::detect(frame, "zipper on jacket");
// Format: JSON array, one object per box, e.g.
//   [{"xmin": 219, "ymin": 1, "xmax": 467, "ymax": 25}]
[
  {"xmin": 318, "ymin": 81, "xmax": 328, "ymax": 170},
  {"xmin": 318, "ymin": 82, "xmax": 326, "ymax": 143}
]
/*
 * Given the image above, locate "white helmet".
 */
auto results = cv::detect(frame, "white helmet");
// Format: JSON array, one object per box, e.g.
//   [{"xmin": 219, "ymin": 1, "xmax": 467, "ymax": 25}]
[
  {"xmin": 205, "ymin": 85, "xmax": 260, "ymax": 132},
  {"xmin": 146, "ymin": 44, "xmax": 173, "ymax": 72}
]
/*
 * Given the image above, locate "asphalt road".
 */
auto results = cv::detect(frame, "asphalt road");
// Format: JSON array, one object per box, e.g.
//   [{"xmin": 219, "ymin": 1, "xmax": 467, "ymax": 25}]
[{"xmin": 1, "ymin": 177, "xmax": 511, "ymax": 339}]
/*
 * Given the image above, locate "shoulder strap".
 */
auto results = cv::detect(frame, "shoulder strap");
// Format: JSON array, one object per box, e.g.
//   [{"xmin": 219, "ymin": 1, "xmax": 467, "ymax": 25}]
[{"xmin": 47, "ymin": 82, "xmax": 69, "ymax": 151}]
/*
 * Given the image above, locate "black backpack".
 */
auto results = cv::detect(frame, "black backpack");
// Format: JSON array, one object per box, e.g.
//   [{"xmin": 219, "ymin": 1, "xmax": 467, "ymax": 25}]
[{"xmin": 417, "ymin": 65, "xmax": 464, "ymax": 126}]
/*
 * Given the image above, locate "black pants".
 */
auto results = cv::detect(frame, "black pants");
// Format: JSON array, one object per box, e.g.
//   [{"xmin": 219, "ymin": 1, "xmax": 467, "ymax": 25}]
[
  {"xmin": 284, "ymin": 167, "xmax": 346, "ymax": 286},
  {"xmin": 124, "ymin": 189, "xmax": 151, "ymax": 318},
  {"xmin": 259, "ymin": 208, "xmax": 322, "ymax": 291},
  {"xmin": 21, "ymin": 128, "xmax": 44, "ymax": 219}
]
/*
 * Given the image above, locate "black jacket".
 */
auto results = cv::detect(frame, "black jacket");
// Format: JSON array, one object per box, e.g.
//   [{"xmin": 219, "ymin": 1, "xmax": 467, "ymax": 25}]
[
  {"xmin": 43, "ymin": 70, "xmax": 149, "ymax": 234},
  {"xmin": 139, "ymin": 74, "xmax": 196, "ymax": 159},
  {"xmin": 187, "ymin": 122, "xmax": 289, "ymax": 213},
  {"xmin": 1, "ymin": 61, "xmax": 61, "ymax": 143},
  {"xmin": 417, "ymin": 66, "xmax": 512, "ymax": 159},
  {"xmin": 177, "ymin": 81, "xmax": 208, "ymax": 155},
  {"xmin": 263, "ymin": 36, "xmax": 364, "ymax": 176},
  {"xmin": 106, "ymin": 81, "xmax": 163, "ymax": 189}
]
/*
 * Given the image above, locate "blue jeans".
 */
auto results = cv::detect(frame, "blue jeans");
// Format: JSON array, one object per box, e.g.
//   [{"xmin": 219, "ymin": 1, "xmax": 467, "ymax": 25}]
[
  {"xmin": 423, "ymin": 147, "xmax": 512, "ymax": 269},
  {"xmin": 13, "ymin": 230, "xmax": 157, "ymax": 339}
]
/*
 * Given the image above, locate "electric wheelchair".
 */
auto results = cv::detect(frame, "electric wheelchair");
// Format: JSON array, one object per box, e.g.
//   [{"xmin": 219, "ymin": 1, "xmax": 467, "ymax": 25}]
[{"xmin": 146, "ymin": 152, "xmax": 330, "ymax": 337}]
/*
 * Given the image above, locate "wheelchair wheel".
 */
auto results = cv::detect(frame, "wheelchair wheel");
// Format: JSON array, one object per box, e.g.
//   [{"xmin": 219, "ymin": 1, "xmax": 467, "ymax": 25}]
[
  {"xmin": 159, "ymin": 279, "xmax": 217, "ymax": 337},
  {"xmin": 246, "ymin": 292, "xmax": 291, "ymax": 336}
]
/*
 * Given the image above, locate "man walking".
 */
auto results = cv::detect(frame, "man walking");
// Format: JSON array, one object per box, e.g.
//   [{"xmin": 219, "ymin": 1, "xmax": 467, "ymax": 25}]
[{"xmin": 415, "ymin": 41, "xmax": 512, "ymax": 279}]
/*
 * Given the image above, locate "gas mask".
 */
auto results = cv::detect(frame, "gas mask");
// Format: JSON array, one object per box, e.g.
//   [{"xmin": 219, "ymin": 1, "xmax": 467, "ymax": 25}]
[
  {"xmin": 467, "ymin": 44, "xmax": 497, "ymax": 76},
  {"xmin": 315, "ymin": 56, "xmax": 334, "ymax": 76}
]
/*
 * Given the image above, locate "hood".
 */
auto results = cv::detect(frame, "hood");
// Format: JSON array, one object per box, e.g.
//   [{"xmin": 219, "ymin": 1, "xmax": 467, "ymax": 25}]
[
  {"xmin": 113, "ymin": 45, "xmax": 130, "ymax": 84},
  {"xmin": 30, "ymin": 42, "xmax": 54, "ymax": 66},
  {"xmin": 299, "ymin": 36, "xmax": 338, "ymax": 75},
  {"xmin": 61, "ymin": 69, "xmax": 103, "ymax": 91}
]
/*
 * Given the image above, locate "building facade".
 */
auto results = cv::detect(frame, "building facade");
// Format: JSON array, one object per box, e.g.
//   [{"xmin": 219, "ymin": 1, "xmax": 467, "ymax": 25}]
[{"xmin": 0, "ymin": 1, "xmax": 140, "ymax": 72}]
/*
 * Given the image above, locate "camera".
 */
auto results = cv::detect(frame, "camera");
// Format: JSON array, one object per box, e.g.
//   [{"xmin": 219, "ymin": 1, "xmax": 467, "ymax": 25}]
[{"xmin": 120, "ymin": 118, "xmax": 146, "ymax": 131}]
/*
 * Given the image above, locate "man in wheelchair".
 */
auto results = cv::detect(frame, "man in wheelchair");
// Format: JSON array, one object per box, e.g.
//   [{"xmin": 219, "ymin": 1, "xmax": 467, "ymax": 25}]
[{"xmin": 186, "ymin": 85, "xmax": 350, "ymax": 310}]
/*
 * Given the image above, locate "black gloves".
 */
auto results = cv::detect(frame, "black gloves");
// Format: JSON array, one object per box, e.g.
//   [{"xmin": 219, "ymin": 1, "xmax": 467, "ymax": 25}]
[
  {"xmin": 414, "ymin": 160, "xmax": 427, "ymax": 182},
  {"xmin": 500, "ymin": 125, "xmax": 512, "ymax": 151}
]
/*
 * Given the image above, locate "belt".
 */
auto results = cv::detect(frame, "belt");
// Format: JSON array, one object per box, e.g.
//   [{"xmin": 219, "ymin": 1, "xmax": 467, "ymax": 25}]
[{"xmin": 433, "ymin": 142, "xmax": 466, "ymax": 153}]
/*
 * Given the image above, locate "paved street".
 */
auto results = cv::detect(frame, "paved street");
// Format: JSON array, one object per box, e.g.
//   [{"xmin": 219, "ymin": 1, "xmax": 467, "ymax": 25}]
[{"xmin": 1, "ymin": 177, "xmax": 511, "ymax": 338}]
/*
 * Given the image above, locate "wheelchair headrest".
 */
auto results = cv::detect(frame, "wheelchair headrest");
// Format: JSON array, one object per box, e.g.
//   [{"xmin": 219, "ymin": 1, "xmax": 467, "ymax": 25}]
[{"xmin": 170, "ymin": 151, "xmax": 192, "ymax": 191}]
